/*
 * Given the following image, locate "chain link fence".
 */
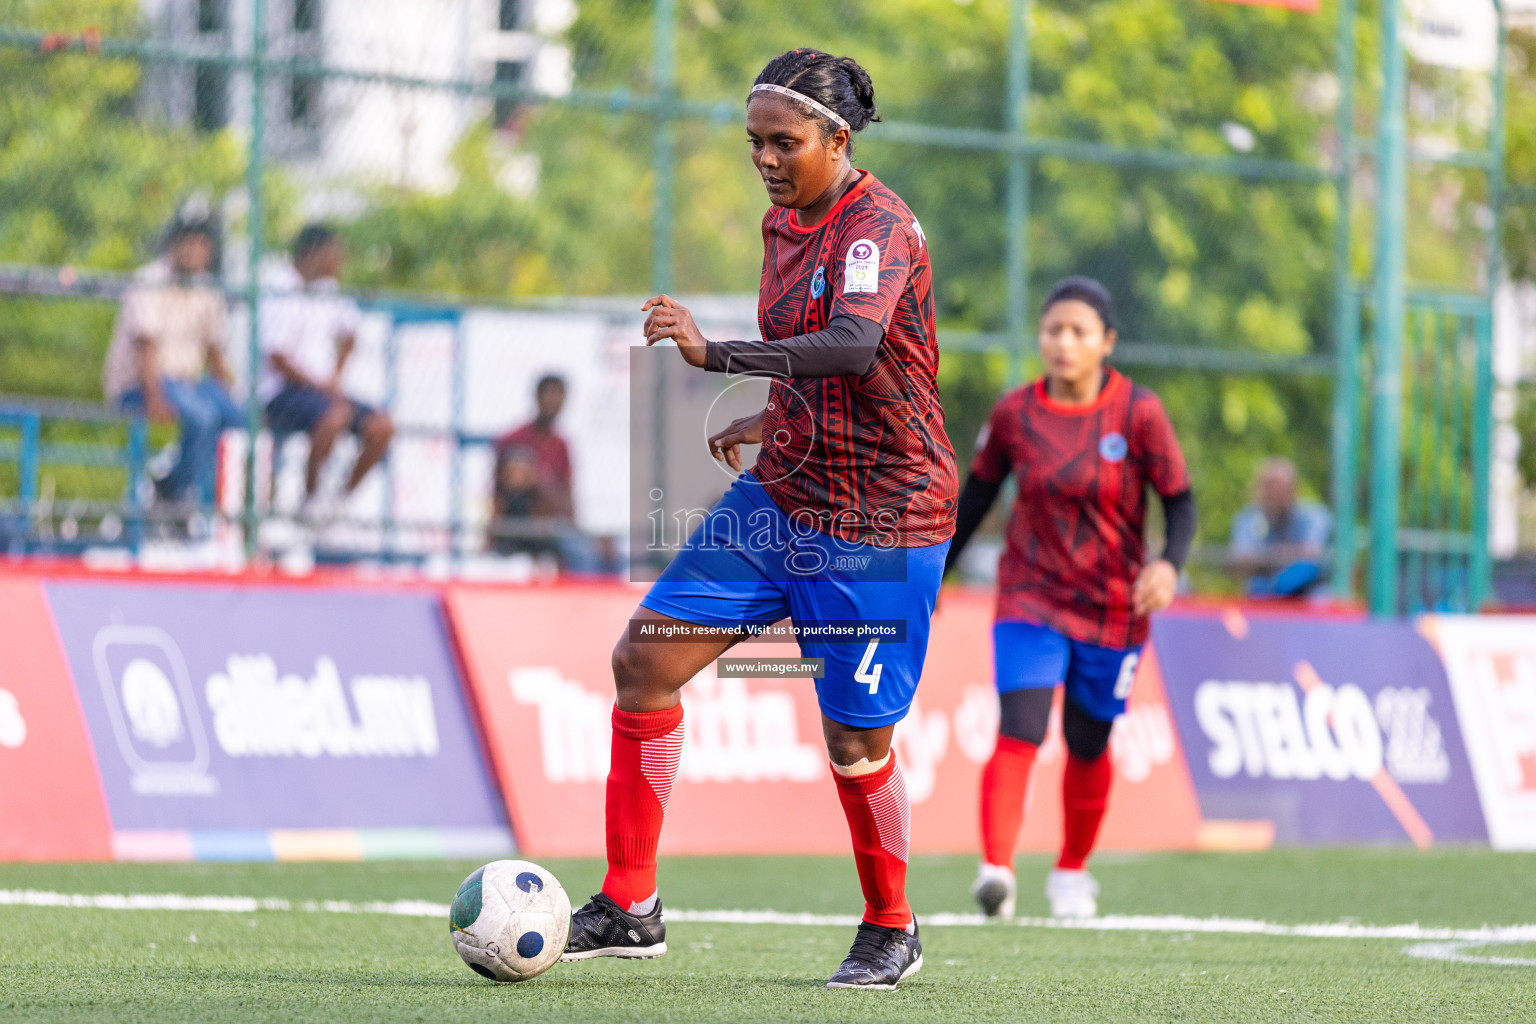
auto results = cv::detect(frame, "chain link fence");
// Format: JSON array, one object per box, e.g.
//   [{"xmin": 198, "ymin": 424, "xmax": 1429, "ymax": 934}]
[{"xmin": 0, "ymin": 0, "xmax": 1528, "ymax": 607}]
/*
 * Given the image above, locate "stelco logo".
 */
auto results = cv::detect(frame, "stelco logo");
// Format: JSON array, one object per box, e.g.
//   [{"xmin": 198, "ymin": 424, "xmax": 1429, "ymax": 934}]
[{"xmin": 1194, "ymin": 679, "xmax": 1450, "ymax": 784}]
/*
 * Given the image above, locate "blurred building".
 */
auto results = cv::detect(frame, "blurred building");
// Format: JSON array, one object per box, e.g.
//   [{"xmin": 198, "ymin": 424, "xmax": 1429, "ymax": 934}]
[{"xmin": 137, "ymin": 0, "xmax": 575, "ymax": 195}]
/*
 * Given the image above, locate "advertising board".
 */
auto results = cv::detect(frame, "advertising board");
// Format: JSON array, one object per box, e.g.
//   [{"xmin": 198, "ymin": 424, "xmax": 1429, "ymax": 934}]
[
  {"xmin": 1422, "ymin": 615, "xmax": 1536, "ymax": 849},
  {"xmin": 1153, "ymin": 610, "xmax": 1487, "ymax": 845},
  {"xmin": 0, "ymin": 578, "xmax": 112, "ymax": 860},
  {"xmin": 45, "ymin": 581, "xmax": 511, "ymax": 860},
  {"xmin": 446, "ymin": 584, "xmax": 1203, "ymax": 856}
]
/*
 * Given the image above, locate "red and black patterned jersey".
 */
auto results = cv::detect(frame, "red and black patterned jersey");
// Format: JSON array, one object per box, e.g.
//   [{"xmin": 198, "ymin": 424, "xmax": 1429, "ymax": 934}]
[
  {"xmin": 971, "ymin": 369, "xmax": 1190, "ymax": 648},
  {"xmin": 749, "ymin": 171, "xmax": 957, "ymax": 547}
]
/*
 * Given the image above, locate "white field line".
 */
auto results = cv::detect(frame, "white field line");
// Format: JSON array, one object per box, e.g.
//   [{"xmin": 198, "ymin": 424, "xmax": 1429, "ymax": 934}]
[
  {"xmin": 3, "ymin": 889, "xmax": 1536, "ymax": 944},
  {"xmin": 667, "ymin": 909, "xmax": 1536, "ymax": 943},
  {"xmin": 1405, "ymin": 941, "xmax": 1536, "ymax": 966}
]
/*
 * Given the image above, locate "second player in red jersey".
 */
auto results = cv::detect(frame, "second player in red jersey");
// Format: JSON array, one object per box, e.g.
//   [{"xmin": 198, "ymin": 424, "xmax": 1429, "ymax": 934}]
[
  {"xmin": 944, "ymin": 277, "xmax": 1196, "ymax": 922},
  {"xmin": 970, "ymin": 350, "xmax": 1190, "ymax": 648}
]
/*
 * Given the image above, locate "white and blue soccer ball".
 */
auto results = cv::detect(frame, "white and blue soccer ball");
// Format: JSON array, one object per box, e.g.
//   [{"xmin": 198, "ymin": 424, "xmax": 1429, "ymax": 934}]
[{"xmin": 449, "ymin": 859, "xmax": 572, "ymax": 982}]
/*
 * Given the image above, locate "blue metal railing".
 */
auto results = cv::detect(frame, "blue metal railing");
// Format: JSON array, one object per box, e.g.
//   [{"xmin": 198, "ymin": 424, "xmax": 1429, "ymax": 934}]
[
  {"xmin": 0, "ymin": 300, "xmax": 496, "ymax": 563},
  {"xmin": 0, "ymin": 399, "xmax": 148, "ymax": 554}
]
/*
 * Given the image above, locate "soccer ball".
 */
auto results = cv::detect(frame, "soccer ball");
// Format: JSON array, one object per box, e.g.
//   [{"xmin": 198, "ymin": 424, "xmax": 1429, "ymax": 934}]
[{"xmin": 448, "ymin": 859, "xmax": 572, "ymax": 982}]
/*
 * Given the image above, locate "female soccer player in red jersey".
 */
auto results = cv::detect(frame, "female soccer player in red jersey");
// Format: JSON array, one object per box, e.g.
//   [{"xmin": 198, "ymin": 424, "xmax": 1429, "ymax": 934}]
[
  {"xmin": 558, "ymin": 49, "xmax": 957, "ymax": 989},
  {"xmin": 943, "ymin": 277, "xmax": 1196, "ymax": 920}
]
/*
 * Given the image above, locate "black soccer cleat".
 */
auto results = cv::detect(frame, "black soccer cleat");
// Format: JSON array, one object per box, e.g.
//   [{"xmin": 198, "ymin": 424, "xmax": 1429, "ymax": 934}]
[
  {"xmin": 559, "ymin": 892, "xmax": 668, "ymax": 961},
  {"xmin": 826, "ymin": 919, "xmax": 924, "ymax": 989}
]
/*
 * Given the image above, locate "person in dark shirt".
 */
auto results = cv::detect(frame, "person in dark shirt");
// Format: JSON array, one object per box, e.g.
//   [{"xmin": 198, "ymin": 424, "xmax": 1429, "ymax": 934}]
[{"xmin": 490, "ymin": 376, "xmax": 575, "ymax": 560}]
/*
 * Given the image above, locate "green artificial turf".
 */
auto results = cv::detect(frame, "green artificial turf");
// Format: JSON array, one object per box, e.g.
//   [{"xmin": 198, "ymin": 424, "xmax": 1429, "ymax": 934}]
[{"xmin": 1, "ymin": 849, "xmax": 1533, "ymax": 1023}]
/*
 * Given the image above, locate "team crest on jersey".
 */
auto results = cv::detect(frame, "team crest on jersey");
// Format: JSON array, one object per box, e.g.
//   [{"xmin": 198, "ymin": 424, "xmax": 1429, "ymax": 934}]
[
  {"xmin": 844, "ymin": 239, "xmax": 880, "ymax": 294},
  {"xmin": 811, "ymin": 265, "xmax": 825, "ymax": 298},
  {"xmin": 1099, "ymin": 432, "xmax": 1128, "ymax": 463}
]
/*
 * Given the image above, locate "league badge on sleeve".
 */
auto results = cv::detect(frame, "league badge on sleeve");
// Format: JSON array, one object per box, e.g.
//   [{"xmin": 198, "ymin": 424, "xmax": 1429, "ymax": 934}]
[{"xmin": 844, "ymin": 239, "xmax": 880, "ymax": 294}]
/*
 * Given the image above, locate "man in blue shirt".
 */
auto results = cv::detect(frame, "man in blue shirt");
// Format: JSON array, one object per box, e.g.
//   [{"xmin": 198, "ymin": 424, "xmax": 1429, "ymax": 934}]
[{"xmin": 1229, "ymin": 457, "xmax": 1332, "ymax": 598}]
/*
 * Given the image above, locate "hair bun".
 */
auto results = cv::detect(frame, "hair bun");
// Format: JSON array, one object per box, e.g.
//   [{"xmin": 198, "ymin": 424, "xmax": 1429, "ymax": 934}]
[{"xmin": 752, "ymin": 49, "xmax": 880, "ymax": 152}]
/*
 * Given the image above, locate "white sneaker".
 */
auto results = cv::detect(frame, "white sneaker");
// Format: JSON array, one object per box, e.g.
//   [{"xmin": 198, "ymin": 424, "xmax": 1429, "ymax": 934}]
[
  {"xmin": 299, "ymin": 493, "xmax": 340, "ymax": 530},
  {"xmin": 1045, "ymin": 868, "xmax": 1099, "ymax": 919},
  {"xmin": 971, "ymin": 863, "xmax": 1016, "ymax": 920}
]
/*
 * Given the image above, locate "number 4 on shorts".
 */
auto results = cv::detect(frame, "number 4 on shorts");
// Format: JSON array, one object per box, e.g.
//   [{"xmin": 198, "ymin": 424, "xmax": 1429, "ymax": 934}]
[{"xmin": 855, "ymin": 640, "xmax": 883, "ymax": 695}]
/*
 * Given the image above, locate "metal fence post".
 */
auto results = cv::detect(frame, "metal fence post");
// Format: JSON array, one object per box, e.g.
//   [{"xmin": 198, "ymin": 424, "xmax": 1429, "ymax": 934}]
[
  {"xmin": 1329, "ymin": 0, "xmax": 1359, "ymax": 599},
  {"xmin": 1368, "ymin": 0, "xmax": 1407, "ymax": 616},
  {"xmin": 243, "ymin": 0, "xmax": 268, "ymax": 557},
  {"xmin": 650, "ymin": 0, "xmax": 675, "ymax": 527},
  {"xmin": 19, "ymin": 412, "xmax": 40, "ymax": 509},
  {"xmin": 450, "ymin": 314, "xmax": 466, "ymax": 561},
  {"xmin": 1005, "ymin": 0, "xmax": 1031, "ymax": 386},
  {"xmin": 1472, "ymin": 2, "xmax": 1507, "ymax": 609},
  {"xmin": 126, "ymin": 416, "xmax": 147, "ymax": 554},
  {"xmin": 1472, "ymin": 310, "xmax": 1494, "ymax": 609}
]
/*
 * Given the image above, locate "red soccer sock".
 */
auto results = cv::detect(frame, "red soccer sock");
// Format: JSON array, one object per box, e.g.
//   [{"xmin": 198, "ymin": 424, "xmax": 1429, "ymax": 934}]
[
  {"xmin": 601, "ymin": 703, "xmax": 684, "ymax": 910},
  {"xmin": 832, "ymin": 757, "xmax": 912, "ymax": 930},
  {"xmin": 980, "ymin": 735, "xmax": 1039, "ymax": 869},
  {"xmin": 1057, "ymin": 751, "xmax": 1113, "ymax": 871}
]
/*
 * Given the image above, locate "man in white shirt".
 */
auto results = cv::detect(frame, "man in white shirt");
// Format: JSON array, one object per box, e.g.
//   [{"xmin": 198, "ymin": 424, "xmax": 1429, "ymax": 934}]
[
  {"xmin": 258, "ymin": 224, "xmax": 393, "ymax": 510},
  {"xmin": 103, "ymin": 211, "xmax": 242, "ymax": 504}
]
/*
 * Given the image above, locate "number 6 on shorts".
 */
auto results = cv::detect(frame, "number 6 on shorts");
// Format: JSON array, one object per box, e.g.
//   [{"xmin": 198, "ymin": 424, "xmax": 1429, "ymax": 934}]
[{"xmin": 1112, "ymin": 651, "xmax": 1140, "ymax": 701}]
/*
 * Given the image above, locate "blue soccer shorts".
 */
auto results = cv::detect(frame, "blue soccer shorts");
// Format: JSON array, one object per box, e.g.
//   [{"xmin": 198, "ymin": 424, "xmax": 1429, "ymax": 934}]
[
  {"xmin": 992, "ymin": 619, "xmax": 1142, "ymax": 722},
  {"xmin": 640, "ymin": 474, "xmax": 949, "ymax": 729}
]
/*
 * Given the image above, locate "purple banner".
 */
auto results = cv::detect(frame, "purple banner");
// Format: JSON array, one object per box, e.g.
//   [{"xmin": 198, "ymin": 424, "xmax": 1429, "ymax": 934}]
[
  {"xmin": 46, "ymin": 582, "xmax": 507, "ymax": 832},
  {"xmin": 1152, "ymin": 612, "xmax": 1487, "ymax": 844}
]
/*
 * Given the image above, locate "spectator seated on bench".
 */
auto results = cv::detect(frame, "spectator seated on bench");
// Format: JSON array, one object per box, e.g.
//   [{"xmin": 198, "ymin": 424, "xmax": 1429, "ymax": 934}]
[
  {"xmin": 101, "ymin": 206, "xmax": 240, "ymax": 506},
  {"xmin": 257, "ymin": 223, "xmax": 393, "ymax": 522},
  {"xmin": 1228, "ymin": 457, "xmax": 1332, "ymax": 598}
]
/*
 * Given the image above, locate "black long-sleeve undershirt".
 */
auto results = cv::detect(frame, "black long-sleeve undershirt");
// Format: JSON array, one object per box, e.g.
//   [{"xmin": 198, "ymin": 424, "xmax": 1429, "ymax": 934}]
[
  {"xmin": 943, "ymin": 473, "xmax": 1003, "ymax": 578},
  {"xmin": 942, "ymin": 472, "xmax": 1198, "ymax": 577},
  {"xmin": 1160, "ymin": 489, "xmax": 1197, "ymax": 571},
  {"xmin": 703, "ymin": 313, "xmax": 883, "ymax": 378}
]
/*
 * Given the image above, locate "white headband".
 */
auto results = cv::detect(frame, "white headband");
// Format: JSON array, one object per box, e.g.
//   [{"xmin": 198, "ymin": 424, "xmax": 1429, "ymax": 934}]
[{"xmin": 749, "ymin": 83, "xmax": 851, "ymax": 132}]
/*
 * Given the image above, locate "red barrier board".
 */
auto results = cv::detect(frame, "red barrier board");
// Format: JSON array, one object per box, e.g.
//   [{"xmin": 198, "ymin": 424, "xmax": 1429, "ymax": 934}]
[
  {"xmin": 1422, "ymin": 616, "xmax": 1536, "ymax": 850},
  {"xmin": 445, "ymin": 584, "xmax": 1202, "ymax": 856},
  {"xmin": 908, "ymin": 593, "xmax": 1204, "ymax": 855},
  {"xmin": 0, "ymin": 578, "xmax": 112, "ymax": 860}
]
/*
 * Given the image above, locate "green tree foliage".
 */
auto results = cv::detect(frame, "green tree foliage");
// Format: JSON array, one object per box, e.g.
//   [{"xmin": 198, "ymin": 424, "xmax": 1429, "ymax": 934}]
[
  {"xmin": 3, "ymin": 0, "xmax": 1531, "ymax": 563},
  {"xmin": 349, "ymin": 0, "xmax": 1355, "ymax": 551},
  {"xmin": 0, "ymin": 0, "xmax": 243, "ymax": 399},
  {"xmin": 1505, "ymin": 26, "xmax": 1536, "ymax": 283}
]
